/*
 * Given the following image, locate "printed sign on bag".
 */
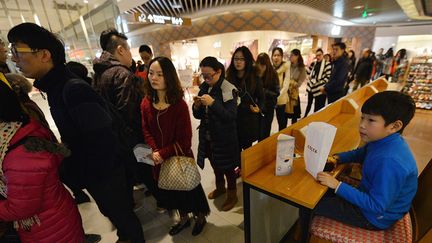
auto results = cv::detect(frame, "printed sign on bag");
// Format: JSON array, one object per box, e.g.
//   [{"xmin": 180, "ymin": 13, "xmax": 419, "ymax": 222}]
[{"xmin": 304, "ymin": 122, "xmax": 337, "ymax": 179}]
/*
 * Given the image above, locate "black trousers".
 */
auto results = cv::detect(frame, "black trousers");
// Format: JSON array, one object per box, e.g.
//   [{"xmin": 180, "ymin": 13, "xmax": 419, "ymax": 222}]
[
  {"xmin": 86, "ymin": 167, "xmax": 145, "ymax": 243},
  {"xmin": 327, "ymin": 90, "xmax": 345, "ymax": 104},
  {"xmin": 305, "ymin": 92, "xmax": 325, "ymax": 117},
  {"xmin": 276, "ymin": 105, "xmax": 288, "ymax": 131},
  {"xmin": 314, "ymin": 94, "xmax": 326, "ymax": 113},
  {"xmin": 136, "ymin": 163, "xmax": 157, "ymax": 193},
  {"xmin": 259, "ymin": 109, "xmax": 275, "ymax": 141},
  {"xmin": 59, "ymin": 158, "xmax": 88, "ymax": 200}
]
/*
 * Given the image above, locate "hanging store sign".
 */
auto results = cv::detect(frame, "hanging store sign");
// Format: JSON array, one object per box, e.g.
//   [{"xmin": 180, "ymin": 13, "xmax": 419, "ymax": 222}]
[{"xmin": 134, "ymin": 13, "xmax": 191, "ymax": 26}]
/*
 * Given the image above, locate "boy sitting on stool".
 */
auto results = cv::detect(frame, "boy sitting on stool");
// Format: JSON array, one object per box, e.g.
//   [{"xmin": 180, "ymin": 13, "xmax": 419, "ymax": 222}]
[{"xmin": 301, "ymin": 91, "xmax": 418, "ymax": 242}]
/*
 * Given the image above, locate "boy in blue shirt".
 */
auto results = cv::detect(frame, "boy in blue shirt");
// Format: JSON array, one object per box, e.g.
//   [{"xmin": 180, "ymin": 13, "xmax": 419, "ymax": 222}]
[{"xmin": 301, "ymin": 91, "xmax": 418, "ymax": 241}]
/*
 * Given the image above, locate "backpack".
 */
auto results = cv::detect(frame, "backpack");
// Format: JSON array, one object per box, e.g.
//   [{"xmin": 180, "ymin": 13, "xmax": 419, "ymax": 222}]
[{"xmin": 62, "ymin": 79, "xmax": 136, "ymax": 157}]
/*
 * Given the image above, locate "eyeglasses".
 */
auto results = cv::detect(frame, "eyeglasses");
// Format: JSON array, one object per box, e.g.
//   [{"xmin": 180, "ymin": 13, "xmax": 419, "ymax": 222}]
[
  {"xmin": 233, "ymin": 57, "xmax": 245, "ymax": 62},
  {"xmin": 10, "ymin": 45, "xmax": 40, "ymax": 58},
  {"xmin": 200, "ymin": 72, "xmax": 217, "ymax": 80}
]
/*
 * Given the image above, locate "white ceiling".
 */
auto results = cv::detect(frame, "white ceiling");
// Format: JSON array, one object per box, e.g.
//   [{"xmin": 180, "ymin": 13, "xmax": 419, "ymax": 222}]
[{"xmin": 0, "ymin": 0, "xmax": 107, "ymax": 37}]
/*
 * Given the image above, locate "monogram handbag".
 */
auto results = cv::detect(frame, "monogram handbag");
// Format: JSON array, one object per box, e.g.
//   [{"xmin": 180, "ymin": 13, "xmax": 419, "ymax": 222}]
[{"xmin": 158, "ymin": 143, "xmax": 201, "ymax": 191}]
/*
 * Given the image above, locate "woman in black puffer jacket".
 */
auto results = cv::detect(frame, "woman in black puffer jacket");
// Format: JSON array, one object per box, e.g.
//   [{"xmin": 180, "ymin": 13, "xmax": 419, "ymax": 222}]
[{"xmin": 193, "ymin": 57, "xmax": 239, "ymax": 212}]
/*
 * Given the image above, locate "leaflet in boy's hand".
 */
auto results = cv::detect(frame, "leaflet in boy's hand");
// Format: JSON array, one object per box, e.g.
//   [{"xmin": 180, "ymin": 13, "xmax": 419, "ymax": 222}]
[
  {"xmin": 133, "ymin": 144, "xmax": 154, "ymax": 166},
  {"xmin": 304, "ymin": 122, "xmax": 337, "ymax": 179}
]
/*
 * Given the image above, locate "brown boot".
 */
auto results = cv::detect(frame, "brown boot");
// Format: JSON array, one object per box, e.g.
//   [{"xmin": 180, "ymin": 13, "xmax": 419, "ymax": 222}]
[
  {"xmin": 208, "ymin": 183, "xmax": 226, "ymax": 199},
  {"xmin": 222, "ymin": 189, "xmax": 238, "ymax": 211}
]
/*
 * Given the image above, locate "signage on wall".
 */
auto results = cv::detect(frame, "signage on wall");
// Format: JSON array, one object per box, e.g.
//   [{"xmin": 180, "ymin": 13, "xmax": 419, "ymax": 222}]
[{"xmin": 134, "ymin": 13, "xmax": 191, "ymax": 26}]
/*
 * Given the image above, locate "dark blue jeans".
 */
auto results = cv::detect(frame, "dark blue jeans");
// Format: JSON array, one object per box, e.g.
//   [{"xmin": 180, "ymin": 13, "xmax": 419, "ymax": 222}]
[{"xmin": 299, "ymin": 192, "xmax": 380, "ymax": 242}]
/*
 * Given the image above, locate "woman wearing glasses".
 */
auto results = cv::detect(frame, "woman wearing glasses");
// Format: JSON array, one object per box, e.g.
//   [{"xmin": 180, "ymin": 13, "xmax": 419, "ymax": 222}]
[
  {"xmin": 193, "ymin": 56, "xmax": 239, "ymax": 212},
  {"xmin": 226, "ymin": 46, "xmax": 264, "ymax": 150},
  {"xmin": 141, "ymin": 57, "xmax": 209, "ymax": 236},
  {"xmin": 272, "ymin": 47, "xmax": 291, "ymax": 131}
]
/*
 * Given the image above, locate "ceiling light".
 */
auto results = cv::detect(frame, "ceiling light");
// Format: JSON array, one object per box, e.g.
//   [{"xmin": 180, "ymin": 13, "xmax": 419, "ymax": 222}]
[
  {"xmin": 171, "ymin": 1, "xmax": 183, "ymax": 9},
  {"xmin": 354, "ymin": 5, "xmax": 363, "ymax": 9},
  {"xmin": 33, "ymin": 14, "xmax": 41, "ymax": 26},
  {"xmin": 331, "ymin": 25, "xmax": 341, "ymax": 36},
  {"xmin": 368, "ymin": 13, "xmax": 374, "ymax": 16}
]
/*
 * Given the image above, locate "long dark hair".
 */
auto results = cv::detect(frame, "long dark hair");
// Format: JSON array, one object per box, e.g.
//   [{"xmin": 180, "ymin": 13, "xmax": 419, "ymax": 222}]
[
  {"xmin": 256, "ymin": 53, "xmax": 278, "ymax": 89},
  {"xmin": 385, "ymin": 48, "xmax": 394, "ymax": 58},
  {"xmin": 145, "ymin": 56, "xmax": 183, "ymax": 104},
  {"xmin": 348, "ymin": 50, "xmax": 356, "ymax": 60},
  {"xmin": 395, "ymin": 49, "xmax": 407, "ymax": 64},
  {"xmin": 290, "ymin": 49, "xmax": 305, "ymax": 68},
  {"xmin": 0, "ymin": 79, "xmax": 29, "ymax": 123},
  {"xmin": 226, "ymin": 46, "xmax": 256, "ymax": 90}
]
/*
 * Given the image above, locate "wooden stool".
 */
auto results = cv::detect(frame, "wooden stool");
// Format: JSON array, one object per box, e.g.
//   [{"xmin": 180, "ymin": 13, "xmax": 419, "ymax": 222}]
[{"xmin": 309, "ymin": 213, "xmax": 412, "ymax": 243}]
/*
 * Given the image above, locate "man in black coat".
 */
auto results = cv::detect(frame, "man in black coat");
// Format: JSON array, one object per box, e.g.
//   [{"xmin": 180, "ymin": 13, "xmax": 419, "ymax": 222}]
[
  {"xmin": 92, "ymin": 29, "xmax": 154, "ymax": 203},
  {"xmin": 353, "ymin": 48, "xmax": 373, "ymax": 90},
  {"xmin": 321, "ymin": 42, "xmax": 350, "ymax": 104},
  {"xmin": 8, "ymin": 23, "xmax": 145, "ymax": 243}
]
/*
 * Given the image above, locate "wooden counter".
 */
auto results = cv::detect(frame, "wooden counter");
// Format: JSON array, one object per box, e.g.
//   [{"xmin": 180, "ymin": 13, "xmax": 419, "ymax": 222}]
[{"xmin": 242, "ymin": 78, "xmax": 389, "ymax": 243}]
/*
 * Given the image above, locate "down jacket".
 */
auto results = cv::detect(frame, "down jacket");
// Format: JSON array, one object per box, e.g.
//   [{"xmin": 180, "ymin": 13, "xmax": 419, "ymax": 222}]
[
  {"xmin": 193, "ymin": 78, "xmax": 240, "ymax": 170},
  {"xmin": 0, "ymin": 120, "xmax": 84, "ymax": 243}
]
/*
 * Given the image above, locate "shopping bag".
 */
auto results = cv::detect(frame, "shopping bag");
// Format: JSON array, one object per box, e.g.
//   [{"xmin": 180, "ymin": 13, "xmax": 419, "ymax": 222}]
[
  {"xmin": 158, "ymin": 143, "xmax": 201, "ymax": 191},
  {"xmin": 304, "ymin": 122, "xmax": 337, "ymax": 179}
]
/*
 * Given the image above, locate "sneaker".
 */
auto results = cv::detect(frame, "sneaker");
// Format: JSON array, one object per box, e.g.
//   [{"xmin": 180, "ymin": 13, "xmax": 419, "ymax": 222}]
[{"xmin": 133, "ymin": 184, "xmax": 146, "ymax": 191}]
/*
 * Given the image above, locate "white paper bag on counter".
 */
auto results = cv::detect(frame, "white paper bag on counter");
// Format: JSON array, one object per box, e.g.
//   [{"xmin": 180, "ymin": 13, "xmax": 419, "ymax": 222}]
[
  {"xmin": 304, "ymin": 122, "xmax": 337, "ymax": 179},
  {"xmin": 275, "ymin": 134, "xmax": 295, "ymax": 176}
]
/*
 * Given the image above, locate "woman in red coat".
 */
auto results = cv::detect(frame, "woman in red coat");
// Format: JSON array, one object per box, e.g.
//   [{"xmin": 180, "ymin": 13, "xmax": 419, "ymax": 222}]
[
  {"xmin": 141, "ymin": 57, "xmax": 210, "ymax": 237},
  {"xmin": 0, "ymin": 75, "xmax": 85, "ymax": 243}
]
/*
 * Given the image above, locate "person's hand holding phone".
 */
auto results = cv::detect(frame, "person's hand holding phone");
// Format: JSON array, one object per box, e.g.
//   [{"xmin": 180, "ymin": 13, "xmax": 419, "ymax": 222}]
[
  {"xmin": 250, "ymin": 104, "xmax": 260, "ymax": 113},
  {"xmin": 200, "ymin": 94, "xmax": 215, "ymax": 106},
  {"xmin": 193, "ymin": 96, "xmax": 202, "ymax": 108}
]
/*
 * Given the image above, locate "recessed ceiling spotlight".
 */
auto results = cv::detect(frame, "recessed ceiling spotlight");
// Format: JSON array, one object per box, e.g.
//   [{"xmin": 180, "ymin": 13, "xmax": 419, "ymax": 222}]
[
  {"xmin": 171, "ymin": 1, "xmax": 183, "ymax": 9},
  {"xmin": 354, "ymin": 5, "xmax": 363, "ymax": 9}
]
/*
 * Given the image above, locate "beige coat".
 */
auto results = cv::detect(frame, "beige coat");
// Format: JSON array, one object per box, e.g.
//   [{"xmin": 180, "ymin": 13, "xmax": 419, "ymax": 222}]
[{"xmin": 275, "ymin": 62, "xmax": 291, "ymax": 105}]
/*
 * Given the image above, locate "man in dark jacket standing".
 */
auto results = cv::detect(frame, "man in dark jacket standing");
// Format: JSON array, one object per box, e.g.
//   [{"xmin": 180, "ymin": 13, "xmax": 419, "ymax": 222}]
[
  {"xmin": 321, "ymin": 42, "xmax": 349, "ymax": 104},
  {"xmin": 92, "ymin": 29, "xmax": 157, "ymax": 206},
  {"xmin": 353, "ymin": 48, "xmax": 373, "ymax": 90},
  {"xmin": 8, "ymin": 23, "xmax": 145, "ymax": 243}
]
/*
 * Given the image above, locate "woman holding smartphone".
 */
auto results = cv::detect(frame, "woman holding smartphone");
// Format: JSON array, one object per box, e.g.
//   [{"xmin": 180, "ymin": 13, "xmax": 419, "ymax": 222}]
[
  {"xmin": 193, "ymin": 56, "xmax": 239, "ymax": 212},
  {"xmin": 226, "ymin": 46, "xmax": 264, "ymax": 150}
]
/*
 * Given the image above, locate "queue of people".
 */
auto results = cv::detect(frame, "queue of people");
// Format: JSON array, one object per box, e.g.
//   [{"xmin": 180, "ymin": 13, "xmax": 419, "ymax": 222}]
[{"xmin": 0, "ymin": 22, "xmax": 413, "ymax": 243}]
